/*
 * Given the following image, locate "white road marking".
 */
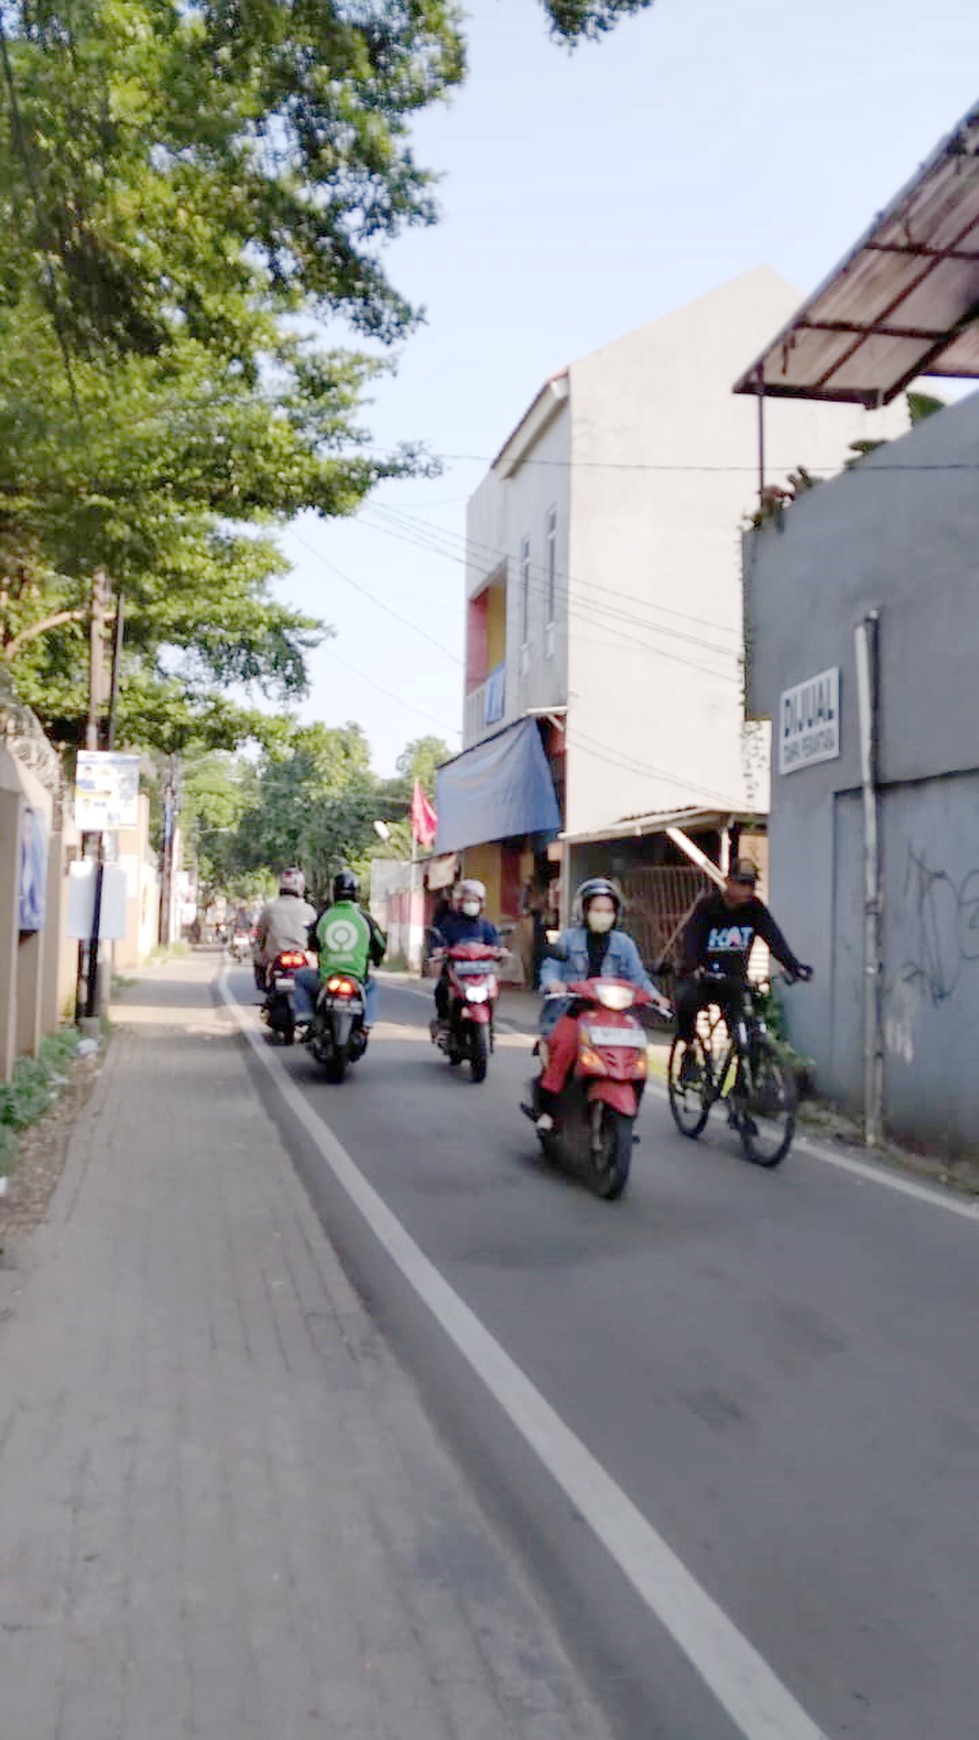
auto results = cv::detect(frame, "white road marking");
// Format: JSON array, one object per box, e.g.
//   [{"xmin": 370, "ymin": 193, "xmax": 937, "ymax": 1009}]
[
  {"xmin": 251, "ymin": 970, "xmax": 979, "ymax": 1225},
  {"xmin": 222, "ymin": 973, "xmax": 827, "ymax": 1740}
]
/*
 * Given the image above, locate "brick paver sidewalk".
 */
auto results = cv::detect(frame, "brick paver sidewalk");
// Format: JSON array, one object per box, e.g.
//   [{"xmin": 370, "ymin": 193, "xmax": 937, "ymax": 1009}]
[{"xmin": 0, "ymin": 955, "xmax": 611, "ymax": 1740}]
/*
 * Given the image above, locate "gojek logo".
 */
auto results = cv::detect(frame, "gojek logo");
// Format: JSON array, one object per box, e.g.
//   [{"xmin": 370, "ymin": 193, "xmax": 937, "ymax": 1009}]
[{"xmin": 323, "ymin": 917, "xmax": 359, "ymax": 953}]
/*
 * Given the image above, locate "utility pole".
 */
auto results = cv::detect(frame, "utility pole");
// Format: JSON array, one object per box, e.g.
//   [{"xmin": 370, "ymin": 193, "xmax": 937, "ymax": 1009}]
[
  {"xmin": 78, "ymin": 568, "xmax": 112, "ymax": 1022},
  {"xmin": 106, "ymin": 583, "xmax": 125, "ymax": 751},
  {"xmin": 87, "ymin": 567, "xmax": 110, "ymax": 751}
]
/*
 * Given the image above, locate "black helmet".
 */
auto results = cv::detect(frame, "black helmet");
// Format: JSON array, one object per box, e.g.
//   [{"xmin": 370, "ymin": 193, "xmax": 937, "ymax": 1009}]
[
  {"xmin": 575, "ymin": 877, "xmax": 621, "ymax": 920},
  {"xmin": 333, "ymin": 868, "xmax": 359, "ymax": 903}
]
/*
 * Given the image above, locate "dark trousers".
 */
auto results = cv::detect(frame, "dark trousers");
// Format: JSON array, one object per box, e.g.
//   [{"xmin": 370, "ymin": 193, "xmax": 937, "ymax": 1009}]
[
  {"xmin": 435, "ymin": 969, "xmax": 450, "ymax": 1021},
  {"xmin": 674, "ymin": 976, "xmax": 741, "ymax": 1044}
]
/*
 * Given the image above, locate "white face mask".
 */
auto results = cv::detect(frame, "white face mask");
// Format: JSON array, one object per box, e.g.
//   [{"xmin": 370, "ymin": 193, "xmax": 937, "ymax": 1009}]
[
  {"xmin": 462, "ymin": 900, "xmax": 481, "ymax": 918},
  {"xmin": 587, "ymin": 909, "xmax": 615, "ymax": 934}
]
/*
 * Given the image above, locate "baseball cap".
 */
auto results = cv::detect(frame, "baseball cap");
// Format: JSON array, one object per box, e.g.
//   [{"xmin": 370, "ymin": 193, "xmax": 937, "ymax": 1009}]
[{"xmin": 729, "ymin": 858, "xmax": 758, "ymax": 887}]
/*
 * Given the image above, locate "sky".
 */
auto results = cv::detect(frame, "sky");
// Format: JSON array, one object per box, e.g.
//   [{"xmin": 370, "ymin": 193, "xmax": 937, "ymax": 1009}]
[{"xmin": 273, "ymin": 0, "xmax": 979, "ymax": 775}]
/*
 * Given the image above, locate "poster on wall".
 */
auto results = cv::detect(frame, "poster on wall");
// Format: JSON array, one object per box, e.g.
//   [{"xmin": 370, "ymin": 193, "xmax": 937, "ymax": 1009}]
[
  {"xmin": 74, "ymin": 751, "xmax": 141, "ymax": 832},
  {"xmin": 19, "ymin": 804, "xmax": 48, "ymax": 933}
]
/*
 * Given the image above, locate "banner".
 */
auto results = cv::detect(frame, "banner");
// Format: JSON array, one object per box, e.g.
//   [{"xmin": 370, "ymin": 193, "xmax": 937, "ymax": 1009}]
[
  {"xmin": 74, "ymin": 751, "xmax": 141, "ymax": 832},
  {"xmin": 18, "ymin": 805, "xmax": 48, "ymax": 933}
]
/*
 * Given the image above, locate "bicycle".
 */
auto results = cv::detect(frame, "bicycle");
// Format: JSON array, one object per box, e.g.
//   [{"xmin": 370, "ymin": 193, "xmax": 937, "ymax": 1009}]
[{"xmin": 667, "ymin": 972, "xmax": 801, "ymax": 1167}]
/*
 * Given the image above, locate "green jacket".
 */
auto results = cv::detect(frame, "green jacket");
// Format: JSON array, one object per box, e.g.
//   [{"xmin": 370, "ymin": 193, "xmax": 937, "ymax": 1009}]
[{"xmin": 315, "ymin": 900, "xmax": 386, "ymax": 983}]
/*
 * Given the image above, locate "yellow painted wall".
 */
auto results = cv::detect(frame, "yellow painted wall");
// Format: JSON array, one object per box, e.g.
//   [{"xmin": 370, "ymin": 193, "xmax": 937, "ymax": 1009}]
[
  {"xmin": 462, "ymin": 843, "xmax": 502, "ymax": 921},
  {"xmin": 486, "ymin": 583, "xmax": 506, "ymax": 669}
]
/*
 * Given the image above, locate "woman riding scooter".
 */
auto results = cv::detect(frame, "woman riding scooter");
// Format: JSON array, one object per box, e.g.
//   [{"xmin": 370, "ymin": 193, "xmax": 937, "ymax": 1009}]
[{"xmin": 536, "ymin": 878, "xmax": 669, "ymax": 1131}]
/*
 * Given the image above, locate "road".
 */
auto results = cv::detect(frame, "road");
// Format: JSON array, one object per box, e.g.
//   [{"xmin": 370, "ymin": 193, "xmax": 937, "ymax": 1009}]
[{"xmin": 227, "ymin": 967, "xmax": 979, "ymax": 1740}]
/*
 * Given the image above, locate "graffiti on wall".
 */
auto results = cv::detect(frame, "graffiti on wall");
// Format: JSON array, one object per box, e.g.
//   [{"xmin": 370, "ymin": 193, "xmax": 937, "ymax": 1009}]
[{"xmin": 898, "ymin": 845, "xmax": 979, "ymax": 1008}]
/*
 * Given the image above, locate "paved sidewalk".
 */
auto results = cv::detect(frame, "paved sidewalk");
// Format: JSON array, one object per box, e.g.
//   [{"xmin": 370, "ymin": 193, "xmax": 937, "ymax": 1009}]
[{"xmin": 0, "ymin": 955, "xmax": 612, "ymax": 1740}]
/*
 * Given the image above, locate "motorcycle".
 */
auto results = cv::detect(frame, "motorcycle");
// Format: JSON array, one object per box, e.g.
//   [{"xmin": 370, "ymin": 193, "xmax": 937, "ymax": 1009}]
[
  {"xmin": 309, "ymin": 971, "xmax": 369, "ymax": 1083},
  {"xmin": 260, "ymin": 948, "xmax": 309, "ymax": 1046},
  {"xmin": 521, "ymin": 978, "xmax": 652, "ymax": 1200},
  {"xmin": 229, "ymin": 927, "xmax": 253, "ymax": 963},
  {"xmin": 429, "ymin": 942, "xmax": 502, "ymax": 1083}
]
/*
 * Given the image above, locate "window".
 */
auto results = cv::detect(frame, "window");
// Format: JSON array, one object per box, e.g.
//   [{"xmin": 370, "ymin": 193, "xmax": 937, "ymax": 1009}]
[
  {"xmin": 545, "ymin": 507, "xmax": 557, "ymax": 657},
  {"xmin": 519, "ymin": 535, "xmax": 530, "ymax": 649}
]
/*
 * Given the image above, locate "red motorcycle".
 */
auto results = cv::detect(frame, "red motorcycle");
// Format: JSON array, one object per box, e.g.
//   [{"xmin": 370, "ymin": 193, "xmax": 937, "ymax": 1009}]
[
  {"xmin": 522, "ymin": 978, "xmax": 652, "ymax": 1200},
  {"xmin": 430, "ymin": 942, "xmax": 502, "ymax": 1083}
]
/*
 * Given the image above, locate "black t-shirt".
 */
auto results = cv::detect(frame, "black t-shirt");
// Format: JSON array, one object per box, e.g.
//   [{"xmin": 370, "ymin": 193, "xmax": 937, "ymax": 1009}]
[{"xmin": 678, "ymin": 891, "xmax": 800, "ymax": 981}]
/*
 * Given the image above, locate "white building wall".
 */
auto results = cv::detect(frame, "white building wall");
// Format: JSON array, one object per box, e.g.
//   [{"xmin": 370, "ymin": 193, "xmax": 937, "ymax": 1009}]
[
  {"xmin": 562, "ymin": 267, "xmax": 907, "ymax": 836},
  {"xmin": 465, "ymin": 402, "xmax": 571, "ymax": 742}
]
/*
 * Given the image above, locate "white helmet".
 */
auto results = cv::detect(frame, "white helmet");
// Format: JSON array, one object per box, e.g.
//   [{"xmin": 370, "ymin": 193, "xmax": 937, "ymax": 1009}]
[
  {"xmin": 279, "ymin": 867, "xmax": 306, "ymax": 897},
  {"xmin": 458, "ymin": 879, "xmax": 486, "ymax": 907}
]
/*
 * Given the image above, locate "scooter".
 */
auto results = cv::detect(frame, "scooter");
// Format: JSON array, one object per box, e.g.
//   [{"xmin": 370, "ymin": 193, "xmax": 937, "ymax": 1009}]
[
  {"xmin": 260, "ymin": 948, "xmax": 308, "ymax": 1045},
  {"xmin": 230, "ymin": 927, "xmax": 253, "ymax": 963},
  {"xmin": 309, "ymin": 971, "xmax": 369, "ymax": 1083},
  {"xmin": 522, "ymin": 978, "xmax": 652, "ymax": 1200},
  {"xmin": 429, "ymin": 942, "xmax": 502, "ymax": 1083}
]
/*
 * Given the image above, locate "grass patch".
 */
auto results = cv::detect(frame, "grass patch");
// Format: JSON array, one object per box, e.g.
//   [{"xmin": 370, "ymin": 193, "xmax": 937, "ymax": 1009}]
[{"xmin": 0, "ymin": 1028, "xmax": 85, "ymax": 1174}]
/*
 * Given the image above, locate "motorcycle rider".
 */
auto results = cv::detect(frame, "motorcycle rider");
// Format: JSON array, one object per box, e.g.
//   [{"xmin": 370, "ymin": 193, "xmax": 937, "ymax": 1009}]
[
  {"xmin": 293, "ymin": 869, "xmax": 387, "ymax": 1033},
  {"xmin": 536, "ymin": 878, "xmax": 669, "ymax": 1131},
  {"xmin": 253, "ymin": 868, "xmax": 318, "ymax": 992},
  {"xmin": 674, "ymin": 858, "xmax": 813, "ymax": 1081},
  {"xmin": 432, "ymin": 878, "xmax": 500, "ymax": 1027}
]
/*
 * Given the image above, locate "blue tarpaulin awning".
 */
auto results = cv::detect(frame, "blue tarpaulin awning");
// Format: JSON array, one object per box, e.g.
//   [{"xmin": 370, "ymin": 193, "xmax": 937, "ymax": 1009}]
[{"xmin": 434, "ymin": 719, "xmax": 561, "ymax": 854}]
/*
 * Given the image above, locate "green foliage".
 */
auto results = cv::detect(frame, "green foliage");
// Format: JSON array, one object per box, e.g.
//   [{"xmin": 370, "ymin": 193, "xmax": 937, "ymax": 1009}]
[
  {"xmin": 0, "ymin": 1027, "xmax": 81, "ymax": 1159},
  {"xmin": 543, "ymin": 0, "xmax": 654, "ymax": 40},
  {"xmin": 394, "ymin": 734, "xmax": 450, "ymax": 798},
  {"xmin": 907, "ymin": 391, "xmax": 946, "ymax": 425}
]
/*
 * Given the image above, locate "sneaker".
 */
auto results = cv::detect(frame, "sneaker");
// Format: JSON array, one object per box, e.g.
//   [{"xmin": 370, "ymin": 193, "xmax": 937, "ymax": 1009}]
[{"xmin": 536, "ymin": 1112, "xmax": 555, "ymax": 1134}]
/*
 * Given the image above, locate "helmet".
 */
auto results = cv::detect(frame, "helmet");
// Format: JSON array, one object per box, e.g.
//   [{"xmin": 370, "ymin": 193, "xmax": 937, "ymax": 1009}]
[
  {"xmin": 279, "ymin": 867, "xmax": 306, "ymax": 897},
  {"xmin": 458, "ymin": 878, "xmax": 486, "ymax": 907},
  {"xmin": 333, "ymin": 868, "xmax": 359, "ymax": 903},
  {"xmin": 575, "ymin": 877, "xmax": 621, "ymax": 920}
]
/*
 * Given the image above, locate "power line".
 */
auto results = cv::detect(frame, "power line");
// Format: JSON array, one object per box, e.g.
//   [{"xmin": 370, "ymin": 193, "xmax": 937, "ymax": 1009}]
[
  {"xmin": 357, "ymin": 508, "xmax": 741, "ymax": 685},
  {"xmin": 368, "ymin": 500, "xmax": 741, "ymax": 642},
  {"xmin": 290, "ymin": 530, "xmax": 463, "ymax": 666},
  {"xmin": 320, "ymin": 644, "xmax": 460, "ymax": 738}
]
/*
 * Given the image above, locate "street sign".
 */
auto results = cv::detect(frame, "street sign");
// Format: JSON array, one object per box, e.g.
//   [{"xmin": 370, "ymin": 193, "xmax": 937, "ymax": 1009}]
[
  {"xmin": 74, "ymin": 751, "xmax": 140, "ymax": 832},
  {"xmin": 778, "ymin": 667, "xmax": 840, "ymax": 776}
]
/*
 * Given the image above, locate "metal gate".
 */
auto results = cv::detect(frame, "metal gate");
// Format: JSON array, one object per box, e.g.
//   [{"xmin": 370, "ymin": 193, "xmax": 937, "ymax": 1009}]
[{"xmin": 618, "ymin": 866, "xmax": 711, "ymax": 967}]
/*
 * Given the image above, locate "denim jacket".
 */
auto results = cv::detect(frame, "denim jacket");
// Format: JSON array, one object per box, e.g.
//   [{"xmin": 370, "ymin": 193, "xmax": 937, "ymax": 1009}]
[{"xmin": 539, "ymin": 927, "xmax": 654, "ymax": 996}]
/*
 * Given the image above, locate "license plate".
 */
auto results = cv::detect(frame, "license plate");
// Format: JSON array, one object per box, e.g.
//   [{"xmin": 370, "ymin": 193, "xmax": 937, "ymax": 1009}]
[
  {"xmin": 586, "ymin": 1026, "xmax": 645, "ymax": 1049},
  {"xmin": 323, "ymin": 997, "xmax": 363, "ymax": 1013},
  {"xmin": 273, "ymin": 977, "xmax": 295, "ymax": 992}
]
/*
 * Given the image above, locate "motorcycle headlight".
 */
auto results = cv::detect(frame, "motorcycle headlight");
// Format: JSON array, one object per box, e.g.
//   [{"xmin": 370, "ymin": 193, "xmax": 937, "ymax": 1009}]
[
  {"xmin": 595, "ymin": 983, "xmax": 635, "ymax": 1011},
  {"xmin": 466, "ymin": 985, "xmax": 489, "ymax": 1003}
]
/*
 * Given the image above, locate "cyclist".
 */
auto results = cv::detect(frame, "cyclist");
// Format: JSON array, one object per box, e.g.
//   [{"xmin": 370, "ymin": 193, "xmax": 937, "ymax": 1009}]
[{"xmin": 674, "ymin": 859, "xmax": 812, "ymax": 1078}]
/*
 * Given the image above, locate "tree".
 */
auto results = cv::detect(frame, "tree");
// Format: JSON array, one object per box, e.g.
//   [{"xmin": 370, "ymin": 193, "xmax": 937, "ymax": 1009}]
[
  {"xmin": 394, "ymin": 735, "xmax": 451, "ymax": 799},
  {"xmin": 542, "ymin": 0, "xmax": 654, "ymax": 40}
]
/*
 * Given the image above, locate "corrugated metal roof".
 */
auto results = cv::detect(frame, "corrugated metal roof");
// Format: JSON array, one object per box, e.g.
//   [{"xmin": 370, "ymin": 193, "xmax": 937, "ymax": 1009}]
[{"xmin": 734, "ymin": 103, "xmax": 979, "ymax": 406}]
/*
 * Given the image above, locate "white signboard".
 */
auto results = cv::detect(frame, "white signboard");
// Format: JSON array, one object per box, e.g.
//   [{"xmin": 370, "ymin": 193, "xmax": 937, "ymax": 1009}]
[
  {"xmin": 74, "ymin": 751, "xmax": 140, "ymax": 832},
  {"xmin": 779, "ymin": 667, "xmax": 840, "ymax": 776},
  {"xmin": 66, "ymin": 862, "xmax": 128, "ymax": 940}
]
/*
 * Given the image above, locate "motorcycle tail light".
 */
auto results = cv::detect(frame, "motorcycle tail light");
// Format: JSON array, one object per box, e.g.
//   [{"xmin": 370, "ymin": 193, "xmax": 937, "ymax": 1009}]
[
  {"xmin": 279, "ymin": 951, "xmax": 305, "ymax": 968},
  {"xmin": 327, "ymin": 976, "xmax": 355, "ymax": 996}
]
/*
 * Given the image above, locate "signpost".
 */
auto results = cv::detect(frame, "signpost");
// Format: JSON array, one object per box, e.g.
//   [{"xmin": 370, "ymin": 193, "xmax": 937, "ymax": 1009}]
[
  {"xmin": 778, "ymin": 667, "xmax": 840, "ymax": 776},
  {"xmin": 72, "ymin": 751, "xmax": 141, "ymax": 1019}
]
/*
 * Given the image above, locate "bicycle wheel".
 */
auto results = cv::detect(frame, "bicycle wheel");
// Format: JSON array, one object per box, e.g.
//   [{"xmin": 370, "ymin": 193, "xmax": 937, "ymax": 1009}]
[
  {"xmin": 668, "ymin": 1035, "xmax": 710, "ymax": 1139},
  {"xmin": 736, "ymin": 1036, "xmax": 796, "ymax": 1167}
]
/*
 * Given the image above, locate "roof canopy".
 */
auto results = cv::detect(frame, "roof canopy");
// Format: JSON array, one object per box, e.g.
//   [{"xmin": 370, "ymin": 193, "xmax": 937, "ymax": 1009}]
[
  {"xmin": 734, "ymin": 104, "xmax": 979, "ymax": 407},
  {"xmin": 434, "ymin": 719, "xmax": 561, "ymax": 855}
]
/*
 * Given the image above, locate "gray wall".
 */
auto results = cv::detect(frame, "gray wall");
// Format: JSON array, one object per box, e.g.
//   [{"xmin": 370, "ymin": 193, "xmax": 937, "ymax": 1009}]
[{"xmin": 745, "ymin": 390, "xmax": 979, "ymax": 1154}]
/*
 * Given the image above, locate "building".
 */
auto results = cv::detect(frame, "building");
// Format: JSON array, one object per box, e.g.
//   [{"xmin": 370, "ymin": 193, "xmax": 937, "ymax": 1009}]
[
  {"xmin": 436, "ymin": 268, "xmax": 901, "ymax": 934},
  {"xmin": 738, "ymin": 103, "xmax": 979, "ymax": 1156}
]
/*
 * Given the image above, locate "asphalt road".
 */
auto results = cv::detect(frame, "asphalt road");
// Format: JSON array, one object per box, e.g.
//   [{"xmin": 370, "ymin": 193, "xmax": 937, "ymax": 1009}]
[{"xmin": 229, "ymin": 967, "xmax": 979, "ymax": 1740}]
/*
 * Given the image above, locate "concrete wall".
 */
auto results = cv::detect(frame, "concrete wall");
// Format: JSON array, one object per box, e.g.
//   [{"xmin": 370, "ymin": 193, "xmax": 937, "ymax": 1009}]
[
  {"xmin": 465, "ymin": 401, "xmax": 571, "ymax": 741},
  {"xmin": 745, "ymin": 389, "xmax": 979, "ymax": 1153},
  {"xmin": 463, "ymin": 268, "xmax": 903, "ymax": 844},
  {"xmin": 564, "ymin": 267, "xmax": 906, "ymax": 837}
]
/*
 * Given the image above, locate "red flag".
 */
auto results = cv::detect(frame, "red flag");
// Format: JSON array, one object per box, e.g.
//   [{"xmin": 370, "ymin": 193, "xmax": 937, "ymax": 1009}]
[{"xmin": 410, "ymin": 779, "xmax": 438, "ymax": 849}]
